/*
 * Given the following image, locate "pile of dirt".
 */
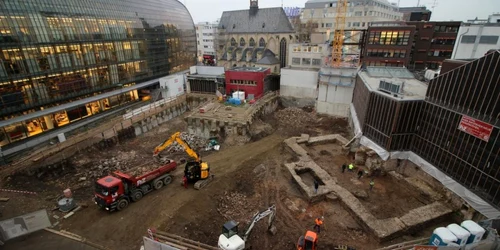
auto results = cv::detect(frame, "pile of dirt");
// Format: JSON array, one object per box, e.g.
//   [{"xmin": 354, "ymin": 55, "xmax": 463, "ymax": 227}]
[
  {"xmin": 217, "ymin": 191, "xmax": 252, "ymax": 222},
  {"xmin": 273, "ymin": 107, "xmax": 316, "ymax": 129}
]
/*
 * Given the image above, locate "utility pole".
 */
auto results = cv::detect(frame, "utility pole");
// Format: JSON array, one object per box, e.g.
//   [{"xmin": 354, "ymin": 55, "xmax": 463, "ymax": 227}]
[{"xmin": 417, "ymin": 0, "xmax": 421, "ymax": 6}]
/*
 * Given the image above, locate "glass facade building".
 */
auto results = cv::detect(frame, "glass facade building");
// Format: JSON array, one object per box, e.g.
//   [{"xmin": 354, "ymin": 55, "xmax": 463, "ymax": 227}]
[{"xmin": 0, "ymin": 0, "xmax": 196, "ymax": 148}]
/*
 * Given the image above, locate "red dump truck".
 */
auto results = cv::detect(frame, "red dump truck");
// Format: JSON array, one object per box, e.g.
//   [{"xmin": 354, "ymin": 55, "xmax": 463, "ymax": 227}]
[{"xmin": 94, "ymin": 160, "xmax": 177, "ymax": 212}]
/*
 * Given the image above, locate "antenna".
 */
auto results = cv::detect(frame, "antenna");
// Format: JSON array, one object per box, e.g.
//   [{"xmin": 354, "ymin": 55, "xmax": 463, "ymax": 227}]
[
  {"xmin": 430, "ymin": 0, "xmax": 438, "ymax": 11},
  {"xmin": 281, "ymin": 0, "xmax": 283, "ymax": 7},
  {"xmin": 417, "ymin": 0, "xmax": 420, "ymax": 6}
]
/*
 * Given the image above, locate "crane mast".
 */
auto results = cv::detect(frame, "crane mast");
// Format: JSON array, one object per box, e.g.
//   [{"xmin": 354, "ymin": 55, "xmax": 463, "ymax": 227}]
[{"xmin": 332, "ymin": 0, "xmax": 348, "ymax": 67}]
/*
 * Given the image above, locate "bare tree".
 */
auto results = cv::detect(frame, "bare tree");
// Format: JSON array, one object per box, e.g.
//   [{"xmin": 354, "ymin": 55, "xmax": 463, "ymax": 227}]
[{"xmin": 292, "ymin": 19, "xmax": 317, "ymax": 43}]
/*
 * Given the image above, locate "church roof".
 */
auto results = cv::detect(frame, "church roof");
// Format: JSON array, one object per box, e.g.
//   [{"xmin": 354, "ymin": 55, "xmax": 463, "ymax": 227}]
[{"xmin": 219, "ymin": 7, "xmax": 294, "ymax": 34}]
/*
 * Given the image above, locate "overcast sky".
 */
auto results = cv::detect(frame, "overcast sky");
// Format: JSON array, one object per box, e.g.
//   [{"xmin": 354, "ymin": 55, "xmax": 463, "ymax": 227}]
[{"xmin": 182, "ymin": 0, "xmax": 499, "ymax": 23}]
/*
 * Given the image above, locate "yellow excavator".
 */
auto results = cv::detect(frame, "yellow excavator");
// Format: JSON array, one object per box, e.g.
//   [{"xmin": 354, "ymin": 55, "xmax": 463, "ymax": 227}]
[{"xmin": 153, "ymin": 132, "xmax": 214, "ymax": 190}]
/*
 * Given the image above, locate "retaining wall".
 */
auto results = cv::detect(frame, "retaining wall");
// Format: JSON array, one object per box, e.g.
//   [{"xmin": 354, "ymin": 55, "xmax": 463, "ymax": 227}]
[{"xmin": 185, "ymin": 95, "xmax": 279, "ymax": 139}]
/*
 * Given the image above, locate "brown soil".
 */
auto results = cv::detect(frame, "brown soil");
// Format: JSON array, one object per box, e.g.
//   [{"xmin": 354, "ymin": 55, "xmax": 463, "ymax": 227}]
[
  {"xmin": 0, "ymin": 107, "xmax": 450, "ymax": 250},
  {"xmin": 304, "ymin": 143, "xmax": 434, "ymax": 219}
]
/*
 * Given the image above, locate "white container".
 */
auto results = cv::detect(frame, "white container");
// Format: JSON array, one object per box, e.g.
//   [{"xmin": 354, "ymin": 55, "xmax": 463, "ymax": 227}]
[
  {"xmin": 429, "ymin": 227, "xmax": 459, "ymax": 246},
  {"xmin": 447, "ymin": 223, "xmax": 470, "ymax": 246},
  {"xmin": 461, "ymin": 220, "xmax": 485, "ymax": 244},
  {"xmin": 237, "ymin": 91, "xmax": 245, "ymax": 100},
  {"xmin": 232, "ymin": 91, "xmax": 245, "ymax": 100}
]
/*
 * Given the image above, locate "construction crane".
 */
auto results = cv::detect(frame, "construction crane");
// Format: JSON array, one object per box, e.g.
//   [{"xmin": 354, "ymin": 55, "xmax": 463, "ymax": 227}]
[{"xmin": 331, "ymin": 0, "xmax": 348, "ymax": 67}]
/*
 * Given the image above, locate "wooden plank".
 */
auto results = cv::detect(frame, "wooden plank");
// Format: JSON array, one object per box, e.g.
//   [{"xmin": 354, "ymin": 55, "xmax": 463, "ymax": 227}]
[{"xmin": 0, "ymin": 198, "xmax": 9, "ymax": 202}]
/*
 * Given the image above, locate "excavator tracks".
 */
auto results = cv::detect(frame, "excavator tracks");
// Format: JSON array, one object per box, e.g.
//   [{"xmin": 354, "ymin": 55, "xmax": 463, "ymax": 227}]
[{"xmin": 194, "ymin": 175, "xmax": 215, "ymax": 190}]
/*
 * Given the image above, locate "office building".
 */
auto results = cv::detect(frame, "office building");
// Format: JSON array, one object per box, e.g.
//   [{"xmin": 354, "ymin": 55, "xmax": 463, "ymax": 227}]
[
  {"xmin": 452, "ymin": 14, "xmax": 500, "ymax": 60},
  {"xmin": 0, "ymin": 0, "xmax": 196, "ymax": 150},
  {"xmin": 302, "ymin": 0, "xmax": 403, "ymax": 43},
  {"xmin": 196, "ymin": 21, "xmax": 218, "ymax": 64},
  {"xmin": 364, "ymin": 21, "xmax": 460, "ymax": 70}
]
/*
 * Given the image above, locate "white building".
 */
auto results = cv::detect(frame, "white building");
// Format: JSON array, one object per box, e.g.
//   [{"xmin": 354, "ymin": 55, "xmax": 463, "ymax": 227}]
[
  {"xmin": 288, "ymin": 44, "xmax": 330, "ymax": 69},
  {"xmin": 452, "ymin": 14, "xmax": 500, "ymax": 60},
  {"xmin": 196, "ymin": 21, "xmax": 219, "ymax": 62},
  {"xmin": 302, "ymin": 0, "xmax": 403, "ymax": 43}
]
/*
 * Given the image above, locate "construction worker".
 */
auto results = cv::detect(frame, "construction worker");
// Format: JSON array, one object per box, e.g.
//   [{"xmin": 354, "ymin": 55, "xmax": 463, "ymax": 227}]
[
  {"xmin": 369, "ymin": 179, "xmax": 375, "ymax": 191},
  {"xmin": 182, "ymin": 176, "xmax": 188, "ymax": 189},
  {"xmin": 348, "ymin": 163, "xmax": 354, "ymax": 172},
  {"xmin": 341, "ymin": 163, "xmax": 347, "ymax": 173},
  {"xmin": 313, "ymin": 216, "xmax": 324, "ymax": 234},
  {"xmin": 357, "ymin": 169, "xmax": 363, "ymax": 179},
  {"xmin": 314, "ymin": 179, "xmax": 319, "ymax": 194}
]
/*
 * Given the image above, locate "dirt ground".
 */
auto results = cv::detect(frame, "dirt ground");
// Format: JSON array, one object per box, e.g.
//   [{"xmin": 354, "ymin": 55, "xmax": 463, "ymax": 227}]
[
  {"xmin": 0, "ymin": 106, "xmax": 453, "ymax": 250},
  {"xmin": 305, "ymin": 143, "xmax": 433, "ymax": 219}
]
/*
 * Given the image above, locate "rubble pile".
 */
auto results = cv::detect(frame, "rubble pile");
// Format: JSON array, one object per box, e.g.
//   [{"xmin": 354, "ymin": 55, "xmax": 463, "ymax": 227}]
[
  {"xmin": 218, "ymin": 191, "xmax": 251, "ymax": 222},
  {"xmin": 274, "ymin": 107, "xmax": 316, "ymax": 129},
  {"xmin": 163, "ymin": 132, "xmax": 208, "ymax": 153},
  {"xmin": 76, "ymin": 154, "xmax": 157, "ymax": 181}
]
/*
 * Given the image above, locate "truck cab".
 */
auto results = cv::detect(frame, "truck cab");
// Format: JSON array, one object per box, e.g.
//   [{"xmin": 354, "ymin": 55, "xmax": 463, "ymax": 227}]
[{"xmin": 94, "ymin": 176, "xmax": 125, "ymax": 211}]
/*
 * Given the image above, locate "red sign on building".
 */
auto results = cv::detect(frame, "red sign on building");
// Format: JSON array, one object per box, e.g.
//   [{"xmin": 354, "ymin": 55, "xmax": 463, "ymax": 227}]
[{"xmin": 458, "ymin": 115, "xmax": 493, "ymax": 142}]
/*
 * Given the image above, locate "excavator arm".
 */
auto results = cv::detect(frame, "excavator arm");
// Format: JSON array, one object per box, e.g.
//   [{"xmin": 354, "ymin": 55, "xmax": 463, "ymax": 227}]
[
  {"xmin": 242, "ymin": 205, "xmax": 277, "ymax": 242},
  {"xmin": 153, "ymin": 132, "xmax": 200, "ymax": 162}
]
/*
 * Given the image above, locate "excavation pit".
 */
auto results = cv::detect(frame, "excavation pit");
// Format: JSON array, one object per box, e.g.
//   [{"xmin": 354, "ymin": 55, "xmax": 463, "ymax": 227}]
[{"xmin": 284, "ymin": 134, "xmax": 454, "ymax": 242}]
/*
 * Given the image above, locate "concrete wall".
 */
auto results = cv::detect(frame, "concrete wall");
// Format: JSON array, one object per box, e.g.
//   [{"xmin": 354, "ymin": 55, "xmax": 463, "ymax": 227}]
[
  {"xmin": 452, "ymin": 25, "xmax": 500, "ymax": 59},
  {"xmin": 159, "ymin": 74, "xmax": 185, "ymax": 98},
  {"xmin": 280, "ymin": 68, "xmax": 318, "ymax": 99},
  {"xmin": 317, "ymin": 84, "xmax": 353, "ymax": 117},
  {"xmin": 186, "ymin": 95, "xmax": 279, "ymax": 139}
]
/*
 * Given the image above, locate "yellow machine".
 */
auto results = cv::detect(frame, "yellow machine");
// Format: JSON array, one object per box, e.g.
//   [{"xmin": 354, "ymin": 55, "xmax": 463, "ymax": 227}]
[{"xmin": 153, "ymin": 132, "xmax": 214, "ymax": 189}]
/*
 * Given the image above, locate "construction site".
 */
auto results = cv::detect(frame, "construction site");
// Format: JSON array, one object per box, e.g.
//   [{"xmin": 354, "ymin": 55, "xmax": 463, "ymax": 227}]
[
  {"xmin": 0, "ymin": 90, "xmax": 476, "ymax": 250},
  {"xmin": 1, "ymin": 0, "xmax": 499, "ymax": 250}
]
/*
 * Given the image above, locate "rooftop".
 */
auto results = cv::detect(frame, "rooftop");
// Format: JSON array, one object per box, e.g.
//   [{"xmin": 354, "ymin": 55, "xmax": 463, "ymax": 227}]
[
  {"xmin": 228, "ymin": 67, "xmax": 269, "ymax": 72},
  {"xmin": 358, "ymin": 67, "xmax": 428, "ymax": 101},
  {"xmin": 218, "ymin": 7, "xmax": 294, "ymax": 34}
]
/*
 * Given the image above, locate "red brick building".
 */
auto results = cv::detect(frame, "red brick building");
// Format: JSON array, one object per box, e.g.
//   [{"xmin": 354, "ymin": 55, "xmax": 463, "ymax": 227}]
[
  {"xmin": 364, "ymin": 21, "xmax": 460, "ymax": 70},
  {"xmin": 225, "ymin": 67, "xmax": 271, "ymax": 99}
]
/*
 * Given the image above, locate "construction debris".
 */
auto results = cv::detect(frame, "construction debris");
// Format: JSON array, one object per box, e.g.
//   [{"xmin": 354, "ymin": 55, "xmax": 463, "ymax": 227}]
[
  {"xmin": 274, "ymin": 107, "xmax": 316, "ymax": 129},
  {"xmin": 218, "ymin": 192, "xmax": 251, "ymax": 222}
]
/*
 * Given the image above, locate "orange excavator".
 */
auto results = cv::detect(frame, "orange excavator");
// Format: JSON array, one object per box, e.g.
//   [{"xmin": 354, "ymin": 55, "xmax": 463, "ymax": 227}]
[{"xmin": 297, "ymin": 231, "xmax": 318, "ymax": 250}]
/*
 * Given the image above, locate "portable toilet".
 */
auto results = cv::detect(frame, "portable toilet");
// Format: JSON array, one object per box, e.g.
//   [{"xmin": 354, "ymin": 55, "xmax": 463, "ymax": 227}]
[
  {"xmin": 447, "ymin": 223, "xmax": 470, "ymax": 246},
  {"xmin": 461, "ymin": 220, "xmax": 486, "ymax": 244},
  {"xmin": 429, "ymin": 227, "xmax": 459, "ymax": 246}
]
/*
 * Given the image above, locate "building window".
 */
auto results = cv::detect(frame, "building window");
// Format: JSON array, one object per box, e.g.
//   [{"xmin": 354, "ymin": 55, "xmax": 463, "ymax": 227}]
[
  {"xmin": 230, "ymin": 79, "xmax": 257, "ymax": 86},
  {"xmin": 249, "ymin": 38, "xmax": 255, "ymax": 47},
  {"xmin": 461, "ymin": 35, "xmax": 477, "ymax": 44},
  {"xmin": 434, "ymin": 26, "xmax": 459, "ymax": 32},
  {"xmin": 240, "ymin": 37, "xmax": 246, "ymax": 47},
  {"xmin": 366, "ymin": 49, "xmax": 406, "ymax": 58},
  {"xmin": 230, "ymin": 38, "xmax": 237, "ymax": 46},
  {"xmin": 368, "ymin": 31, "xmax": 411, "ymax": 45},
  {"xmin": 292, "ymin": 57, "xmax": 301, "ymax": 65},
  {"xmin": 293, "ymin": 46, "xmax": 301, "ymax": 52},
  {"xmin": 259, "ymin": 37, "xmax": 266, "ymax": 47},
  {"xmin": 354, "ymin": 11, "xmax": 362, "ymax": 16},
  {"xmin": 479, "ymin": 36, "xmax": 499, "ymax": 44},
  {"xmin": 325, "ymin": 23, "xmax": 332, "ymax": 28},
  {"xmin": 352, "ymin": 22, "xmax": 361, "ymax": 27},
  {"xmin": 301, "ymin": 58, "xmax": 311, "ymax": 65},
  {"xmin": 280, "ymin": 38, "xmax": 287, "ymax": 68},
  {"xmin": 312, "ymin": 59, "xmax": 321, "ymax": 66},
  {"xmin": 431, "ymin": 38, "xmax": 455, "ymax": 45}
]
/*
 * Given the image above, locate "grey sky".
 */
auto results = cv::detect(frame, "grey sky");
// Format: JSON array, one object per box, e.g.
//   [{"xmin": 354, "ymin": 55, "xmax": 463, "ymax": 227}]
[{"xmin": 183, "ymin": 0, "xmax": 499, "ymax": 24}]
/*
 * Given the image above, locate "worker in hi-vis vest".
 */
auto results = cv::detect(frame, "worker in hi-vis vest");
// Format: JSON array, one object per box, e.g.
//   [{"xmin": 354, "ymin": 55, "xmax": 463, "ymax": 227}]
[{"xmin": 348, "ymin": 163, "xmax": 354, "ymax": 172}]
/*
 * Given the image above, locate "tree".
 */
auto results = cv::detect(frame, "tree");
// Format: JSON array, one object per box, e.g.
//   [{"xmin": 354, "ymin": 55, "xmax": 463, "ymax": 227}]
[{"xmin": 292, "ymin": 19, "xmax": 317, "ymax": 43}]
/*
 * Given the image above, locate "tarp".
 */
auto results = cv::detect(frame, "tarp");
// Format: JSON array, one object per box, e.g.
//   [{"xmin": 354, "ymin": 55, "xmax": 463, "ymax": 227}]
[{"xmin": 349, "ymin": 105, "xmax": 500, "ymax": 219}]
